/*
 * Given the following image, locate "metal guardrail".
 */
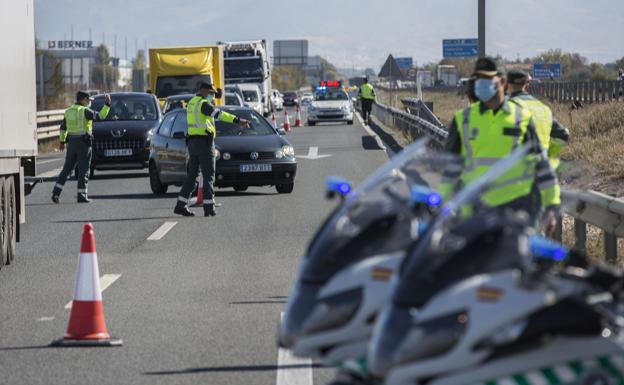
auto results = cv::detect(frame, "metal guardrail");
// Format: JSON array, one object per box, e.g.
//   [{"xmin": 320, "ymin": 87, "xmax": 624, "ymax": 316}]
[
  {"xmin": 370, "ymin": 100, "xmax": 623, "ymax": 262},
  {"xmin": 401, "ymin": 97, "xmax": 445, "ymax": 128},
  {"xmin": 36, "ymin": 109, "xmax": 64, "ymax": 141},
  {"xmin": 528, "ymin": 80, "xmax": 624, "ymax": 104}
]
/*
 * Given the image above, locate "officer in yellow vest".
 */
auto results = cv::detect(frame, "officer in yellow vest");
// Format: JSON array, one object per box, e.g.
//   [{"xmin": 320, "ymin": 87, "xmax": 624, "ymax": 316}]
[
  {"xmin": 440, "ymin": 58, "xmax": 560, "ymax": 237},
  {"xmin": 358, "ymin": 77, "xmax": 376, "ymax": 124},
  {"xmin": 52, "ymin": 91, "xmax": 111, "ymax": 203},
  {"xmin": 507, "ymin": 70, "xmax": 569, "ymax": 171},
  {"xmin": 174, "ymin": 83, "xmax": 250, "ymax": 217}
]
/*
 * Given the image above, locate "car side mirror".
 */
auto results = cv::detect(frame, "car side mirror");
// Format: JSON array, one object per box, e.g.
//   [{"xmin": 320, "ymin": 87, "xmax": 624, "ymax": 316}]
[
  {"xmin": 172, "ymin": 131, "xmax": 186, "ymax": 139},
  {"xmin": 277, "ymin": 128, "xmax": 286, "ymax": 135}
]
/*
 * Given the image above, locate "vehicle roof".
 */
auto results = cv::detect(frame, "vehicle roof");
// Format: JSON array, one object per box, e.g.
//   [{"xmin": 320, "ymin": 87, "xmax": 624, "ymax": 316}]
[
  {"xmin": 236, "ymin": 83, "xmax": 261, "ymax": 91},
  {"xmin": 166, "ymin": 93, "xmax": 195, "ymax": 101},
  {"xmin": 93, "ymin": 92, "xmax": 156, "ymax": 98},
  {"xmin": 166, "ymin": 105, "xmax": 254, "ymax": 115}
]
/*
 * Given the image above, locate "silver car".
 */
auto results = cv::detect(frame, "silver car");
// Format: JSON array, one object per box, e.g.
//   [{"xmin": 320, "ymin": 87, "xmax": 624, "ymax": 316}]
[{"xmin": 307, "ymin": 89, "xmax": 354, "ymax": 126}]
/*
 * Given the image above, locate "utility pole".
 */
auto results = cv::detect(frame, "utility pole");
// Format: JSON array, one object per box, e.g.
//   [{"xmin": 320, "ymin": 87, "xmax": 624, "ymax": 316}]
[
  {"xmin": 478, "ymin": 0, "xmax": 486, "ymax": 57},
  {"xmin": 70, "ymin": 24, "xmax": 74, "ymax": 92}
]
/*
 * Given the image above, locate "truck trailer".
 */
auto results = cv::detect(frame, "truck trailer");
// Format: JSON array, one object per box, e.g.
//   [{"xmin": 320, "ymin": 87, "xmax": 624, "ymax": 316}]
[
  {"xmin": 149, "ymin": 46, "xmax": 225, "ymax": 105},
  {"xmin": 0, "ymin": 0, "xmax": 38, "ymax": 270}
]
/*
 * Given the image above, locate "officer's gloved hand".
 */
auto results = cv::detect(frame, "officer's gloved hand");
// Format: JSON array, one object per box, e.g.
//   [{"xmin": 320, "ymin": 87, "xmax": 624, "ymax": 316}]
[
  {"xmin": 215, "ymin": 88, "xmax": 223, "ymax": 99},
  {"xmin": 59, "ymin": 142, "xmax": 66, "ymax": 151},
  {"xmin": 238, "ymin": 119, "xmax": 251, "ymax": 128},
  {"xmin": 540, "ymin": 207, "xmax": 558, "ymax": 238}
]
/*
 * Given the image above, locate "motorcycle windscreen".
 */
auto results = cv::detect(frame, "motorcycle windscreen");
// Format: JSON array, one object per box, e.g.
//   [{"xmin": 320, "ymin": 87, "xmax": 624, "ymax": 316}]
[{"xmin": 299, "ymin": 138, "xmax": 461, "ymax": 285}]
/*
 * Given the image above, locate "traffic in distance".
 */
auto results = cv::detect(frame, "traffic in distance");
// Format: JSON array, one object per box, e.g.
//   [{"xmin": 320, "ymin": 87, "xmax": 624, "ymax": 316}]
[{"xmin": 2, "ymin": 1, "xmax": 624, "ymax": 385}]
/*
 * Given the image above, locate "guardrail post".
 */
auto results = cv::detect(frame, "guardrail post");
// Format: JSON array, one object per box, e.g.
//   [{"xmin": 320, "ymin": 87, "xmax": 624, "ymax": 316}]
[
  {"xmin": 554, "ymin": 217, "xmax": 563, "ymax": 242},
  {"xmin": 604, "ymin": 232, "xmax": 618, "ymax": 263},
  {"xmin": 574, "ymin": 218, "xmax": 587, "ymax": 252}
]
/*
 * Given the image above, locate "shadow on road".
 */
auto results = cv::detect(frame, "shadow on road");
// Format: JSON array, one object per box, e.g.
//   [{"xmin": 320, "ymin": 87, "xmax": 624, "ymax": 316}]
[
  {"xmin": 361, "ymin": 135, "xmax": 383, "ymax": 150},
  {"xmin": 88, "ymin": 192, "xmax": 178, "ymax": 200},
  {"xmin": 0, "ymin": 345, "xmax": 53, "ymax": 351},
  {"xmin": 53, "ymin": 215, "xmax": 175, "ymax": 224},
  {"xmin": 91, "ymin": 172, "xmax": 149, "ymax": 180},
  {"xmin": 144, "ymin": 363, "xmax": 324, "ymax": 375},
  {"xmin": 215, "ymin": 190, "xmax": 275, "ymax": 197},
  {"xmin": 229, "ymin": 300, "xmax": 286, "ymax": 305}
]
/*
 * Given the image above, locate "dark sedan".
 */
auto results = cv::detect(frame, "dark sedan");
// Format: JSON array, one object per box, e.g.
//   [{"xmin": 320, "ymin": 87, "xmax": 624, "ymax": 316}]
[
  {"xmin": 282, "ymin": 91, "xmax": 299, "ymax": 106},
  {"xmin": 149, "ymin": 107, "xmax": 297, "ymax": 194},
  {"xmin": 90, "ymin": 92, "xmax": 162, "ymax": 176}
]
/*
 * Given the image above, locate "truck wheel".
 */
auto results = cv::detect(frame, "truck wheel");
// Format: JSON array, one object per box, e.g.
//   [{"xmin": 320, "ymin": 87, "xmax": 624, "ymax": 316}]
[
  {"xmin": 5, "ymin": 177, "xmax": 16, "ymax": 265},
  {"xmin": 149, "ymin": 162, "xmax": 168, "ymax": 194},
  {"xmin": 0, "ymin": 177, "xmax": 6, "ymax": 270},
  {"xmin": 276, "ymin": 183, "xmax": 294, "ymax": 194}
]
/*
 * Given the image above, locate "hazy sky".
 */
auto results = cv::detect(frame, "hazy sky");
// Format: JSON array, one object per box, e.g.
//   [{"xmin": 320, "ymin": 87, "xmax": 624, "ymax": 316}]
[{"xmin": 34, "ymin": 0, "xmax": 623, "ymax": 69}]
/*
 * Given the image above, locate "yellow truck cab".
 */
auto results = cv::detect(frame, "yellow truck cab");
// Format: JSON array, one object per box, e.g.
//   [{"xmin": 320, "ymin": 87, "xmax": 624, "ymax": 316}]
[{"xmin": 148, "ymin": 46, "xmax": 225, "ymax": 106}]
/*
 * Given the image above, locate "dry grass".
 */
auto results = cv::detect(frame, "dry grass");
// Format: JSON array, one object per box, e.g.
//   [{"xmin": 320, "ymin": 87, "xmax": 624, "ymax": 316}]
[{"xmin": 38, "ymin": 138, "xmax": 61, "ymax": 155}]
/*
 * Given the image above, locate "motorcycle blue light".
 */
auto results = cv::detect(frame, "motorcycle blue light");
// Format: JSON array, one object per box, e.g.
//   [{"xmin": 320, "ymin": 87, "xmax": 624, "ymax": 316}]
[
  {"xmin": 529, "ymin": 235, "xmax": 568, "ymax": 261},
  {"xmin": 427, "ymin": 192, "xmax": 443, "ymax": 207},
  {"xmin": 411, "ymin": 185, "xmax": 442, "ymax": 207},
  {"xmin": 326, "ymin": 176, "xmax": 352, "ymax": 196}
]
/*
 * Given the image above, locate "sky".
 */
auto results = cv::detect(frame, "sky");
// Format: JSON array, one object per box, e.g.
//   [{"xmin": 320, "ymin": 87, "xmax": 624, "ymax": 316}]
[{"xmin": 34, "ymin": 0, "xmax": 624, "ymax": 70}]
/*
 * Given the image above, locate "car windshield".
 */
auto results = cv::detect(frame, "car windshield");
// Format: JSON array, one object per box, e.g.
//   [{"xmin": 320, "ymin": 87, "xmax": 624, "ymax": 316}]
[
  {"xmin": 216, "ymin": 110, "xmax": 275, "ymax": 136},
  {"xmin": 315, "ymin": 90, "xmax": 348, "ymax": 101},
  {"xmin": 92, "ymin": 95, "xmax": 158, "ymax": 121},
  {"xmin": 163, "ymin": 96, "xmax": 192, "ymax": 113},
  {"xmin": 224, "ymin": 58, "xmax": 264, "ymax": 79},
  {"xmin": 242, "ymin": 90, "xmax": 259, "ymax": 102},
  {"xmin": 284, "ymin": 92, "xmax": 297, "ymax": 98},
  {"xmin": 300, "ymin": 139, "xmax": 460, "ymax": 284},
  {"xmin": 155, "ymin": 75, "xmax": 212, "ymax": 98},
  {"xmin": 225, "ymin": 94, "xmax": 241, "ymax": 106}
]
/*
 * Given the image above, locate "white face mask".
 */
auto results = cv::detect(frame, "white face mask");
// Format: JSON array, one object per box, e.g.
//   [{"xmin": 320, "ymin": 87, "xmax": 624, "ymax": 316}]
[{"xmin": 206, "ymin": 95, "xmax": 215, "ymax": 103}]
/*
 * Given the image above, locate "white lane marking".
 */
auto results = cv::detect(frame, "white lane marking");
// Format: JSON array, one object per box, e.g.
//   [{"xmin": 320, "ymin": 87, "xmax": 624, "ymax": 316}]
[
  {"xmin": 297, "ymin": 146, "xmax": 331, "ymax": 160},
  {"xmin": 147, "ymin": 221, "xmax": 177, "ymax": 241},
  {"xmin": 37, "ymin": 158, "xmax": 63, "ymax": 165},
  {"xmin": 64, "ymin": 274, "xmax": 121, "ymax": 310},
  {"xmin": 38, "ymin": 167, "xmax": 62, "ymax": 178},
  {"xmin": 37, "ymin": 317, "xmax": 55, "ymax": 322},
  {"xmin": 276, "ymin": 312, "xmax": 313, "ymax": 385},
  {"xmin": 355, "ymin": 112, "xmax": 389, "ymax": 155}
]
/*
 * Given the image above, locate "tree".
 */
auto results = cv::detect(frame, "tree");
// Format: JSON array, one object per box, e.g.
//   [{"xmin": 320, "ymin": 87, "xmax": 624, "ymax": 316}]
[{"xmin": 91, "ymin": 44, "xmax": 118, "ymax": 90}]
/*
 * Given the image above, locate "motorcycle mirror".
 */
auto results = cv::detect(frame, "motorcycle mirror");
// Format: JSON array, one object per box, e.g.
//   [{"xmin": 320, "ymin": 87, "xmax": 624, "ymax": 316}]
[{"xmin": 325, "ymin": 175, "xmax": 352, "ymax": 200}]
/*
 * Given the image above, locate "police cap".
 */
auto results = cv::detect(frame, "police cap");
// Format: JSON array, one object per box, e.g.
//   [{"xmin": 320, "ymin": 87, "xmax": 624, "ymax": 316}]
[
  {"xmin": 199, "ymin": 82, "xmax": 217, "ymax": 93},
  {"xmin": 76, "ymin": 91, "xmax": 92, "ymax": 102},
  {"xmin": 507, "ymin": 69, "xmax": 529, "ymax": 85},
  {"xmin": 473, "ymin": 57, "xmax": 500, "ymax": 77}
]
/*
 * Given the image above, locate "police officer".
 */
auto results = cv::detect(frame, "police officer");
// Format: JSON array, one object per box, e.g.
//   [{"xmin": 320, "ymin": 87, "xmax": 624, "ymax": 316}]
[
  {"xmin": 507, "ymin": 69, "xmax": 569, "ymax": 171},
  {"xmin": 52, "ymin": 91, "xmax": 111, "ymax": 203},
  {"xmin": 174, "ymin": 83, "xmax": 250, "ymax": 217},
  {"xmin": 439, "ymin": 57, "xmax": 561, "ymax": 237},
  {"xmin": 358, "ymin": 77, "xmax": 376, "ymax": 124}
]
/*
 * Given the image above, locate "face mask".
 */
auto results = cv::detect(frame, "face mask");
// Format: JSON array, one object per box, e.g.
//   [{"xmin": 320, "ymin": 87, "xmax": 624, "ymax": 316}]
[
  {"xmin": 206, "ymin": 95, "xmax": 215, "ymax": 103},
  {"xmin": 474, "ymin": 78, "xmax": 497, "ymax": 102}
]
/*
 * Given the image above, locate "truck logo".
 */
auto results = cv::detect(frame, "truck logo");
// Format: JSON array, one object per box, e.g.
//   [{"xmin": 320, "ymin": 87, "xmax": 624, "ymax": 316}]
[
  {"xmin": 179, "ymin": 57, "xmax": 189, "ymax": 64},
  {"xmin": 250, "ymin": 152, "xmax": 259, "ymax": 160},
  {"xmin": 111, "ymin": 129, "xmax": 126, "ymax": 138}
]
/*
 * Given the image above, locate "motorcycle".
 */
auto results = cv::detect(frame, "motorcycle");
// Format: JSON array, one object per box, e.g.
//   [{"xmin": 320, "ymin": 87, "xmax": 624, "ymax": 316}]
[
  {"xmin": 367, "ymin": 147, "xmax": 624, "ymax": 385},
  {"xmin": 277, "ymin": 137, "xmax": 458, "ymax": 380}
]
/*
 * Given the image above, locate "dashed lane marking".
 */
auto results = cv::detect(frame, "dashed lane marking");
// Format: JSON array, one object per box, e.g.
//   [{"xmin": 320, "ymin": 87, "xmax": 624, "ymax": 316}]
[
  {"xmin": 64, "ymin": 274, "xmax": 121, "ymax": 310},
  {"xmin": 276, "ymin": 313, "xmax": 313, "ymax": 385},
  {"xmin": 36, "ymin": 317, "xmax": 55, "ymax": 322},
  {"xmin": 147, "ymin": 221, "xmax": 177, "ymax": 241}
]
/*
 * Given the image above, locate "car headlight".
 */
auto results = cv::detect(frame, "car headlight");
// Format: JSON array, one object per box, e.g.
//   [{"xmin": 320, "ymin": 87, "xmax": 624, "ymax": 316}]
[
  {"xmin": 214, "ymin": 149, "xmax": 221, "ymax": 160},
  {"xmin": 341, "ymin": 105, "xmax": 349, "ymax": 111},
  {"xmin": 282, "ymin": 145, "xmax": 294, "ymax": 157},
  {"xmin": 222, "ymin": 152, "xmax": 231, "ymax": 161},
  {"xmin": 301, "ymin": 287, "xmax": 363, "ymax": 335}
]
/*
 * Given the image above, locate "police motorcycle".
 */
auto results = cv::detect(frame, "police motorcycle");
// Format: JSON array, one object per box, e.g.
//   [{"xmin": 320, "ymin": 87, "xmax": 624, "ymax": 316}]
[
  {"xmin": 277, "ymin": 138, "xmax": 458, "ymax": 380},
  {"xmin": 368, "ymin": 146, "xmax": 624, "ymax": 385}
]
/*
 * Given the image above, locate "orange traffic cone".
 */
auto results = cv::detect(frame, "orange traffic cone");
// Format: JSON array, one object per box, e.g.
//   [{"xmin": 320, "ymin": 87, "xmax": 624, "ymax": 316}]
[
  {"xmin": 51, "ymin": 224, "xmax": 122, "ymax": 347},
  {"xmin": 196, "ymin": 173, "xmax": 204, "ymax": 206},
  {"xmin": 271, "ymin": 112, "xmax": 278, "ymax": 129},
  {"xmin": 283, "ymin": 110, "xmax": 291, "ymax": 132},
  {"xmin": 294, "ymin": 105, "xmax": 302, "ymax": 127}
]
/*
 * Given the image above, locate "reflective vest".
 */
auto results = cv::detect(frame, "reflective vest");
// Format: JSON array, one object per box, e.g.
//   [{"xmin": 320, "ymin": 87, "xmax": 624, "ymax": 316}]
[
  {"xmin": 511, "ymin": 94, "xmax": 563, "ymax": 170},
  {"xmin": 187, "ymin": 96, "xmax": 216, "ymax": 137},
  {"xmin": 359, "ymin": 83, "xmax": 375, "ymax": 100},
  {"xmin": 61, "ymin": 103, "xmax": 110, "ymax": 142},
  {"xmin": 443, "ymin": 101, "xmax": 559, "ymax": 209}
]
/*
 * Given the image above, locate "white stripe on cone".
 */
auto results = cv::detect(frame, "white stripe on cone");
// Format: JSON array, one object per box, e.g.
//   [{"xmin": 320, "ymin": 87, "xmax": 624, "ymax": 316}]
[{"xmin": 73, "ymin": 252, "xmax": 103, "ymax": 301}]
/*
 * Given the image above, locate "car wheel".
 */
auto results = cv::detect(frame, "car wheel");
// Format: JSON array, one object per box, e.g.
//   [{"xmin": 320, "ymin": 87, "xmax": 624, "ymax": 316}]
[
  {"xmin": 347, "ymin": 120, "xmax": 354, "ymax": 125},
  {"xmin": 234, "ymin": 186, "xmax": 248, "ymax": 192},
  {"xmin": 0, "ymin": 177, "xmax": 6, "ymax": 271},
  {"xmin": 149, "ymin": 162, "xmax": 168, "ymax": 194},
  {"xmin": 4, "ymin": 177, "xmax": 16, "ymax": 265},
  {"xmin": 276, "ymin": 183, "xmax": 294, "ymax": 194},
  {"xmin": 308, "ymin": 121, "xmax": 315, "ymax": 126}
]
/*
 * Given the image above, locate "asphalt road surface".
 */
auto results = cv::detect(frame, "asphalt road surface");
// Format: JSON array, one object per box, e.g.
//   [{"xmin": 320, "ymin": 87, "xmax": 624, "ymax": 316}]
[{"xmin": 0, "ymin": 108, "xmax": 389, "ymax": 385}]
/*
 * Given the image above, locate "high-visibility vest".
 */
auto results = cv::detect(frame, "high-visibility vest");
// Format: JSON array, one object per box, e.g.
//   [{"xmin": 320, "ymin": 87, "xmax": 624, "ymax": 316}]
[
  {"xmin": 359, "ymin": 83, "xmax": 375, "ymax": 100},
  {"xmin": 187, "ymin": 96, "xmax": 216, "ymax": 137},
  {"xmin": 441, "ymin": 102, "xmax": 559, "ymax": 208},
  {"xmin": 61, "ymin": 103, "xmax": 110, "ymax": 142},
  {"xmin": 511, "ymin": 94, "xmax": 563, "ymax": 170}
]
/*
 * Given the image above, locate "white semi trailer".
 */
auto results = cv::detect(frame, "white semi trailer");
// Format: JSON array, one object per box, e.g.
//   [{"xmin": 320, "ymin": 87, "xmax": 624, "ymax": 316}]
[{"xmin": 0, "ymin": 0, "xmax": 38, "ymax": 270}]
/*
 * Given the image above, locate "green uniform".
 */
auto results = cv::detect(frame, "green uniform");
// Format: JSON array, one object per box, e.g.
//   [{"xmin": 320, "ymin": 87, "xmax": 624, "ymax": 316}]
[
  {"xmin": 440, "ymin": 100, "xmax": 560, "ymax": 215},
  {"xmin": 358, "ymin": 82, "xmax": 376, "ymax": 123},
  {"xmin": 176, "ymin": 95, "xmax": 239, "ymax": 209},
  {"xmin": 52, "ymin": 103, "xmax": 110, "ymax": 200}
]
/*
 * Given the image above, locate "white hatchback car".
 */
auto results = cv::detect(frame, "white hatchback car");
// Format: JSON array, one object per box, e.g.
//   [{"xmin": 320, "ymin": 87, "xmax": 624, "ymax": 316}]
[{"xmin": 307, "ymin": 89, "xmax": 354, "ymax": 126}]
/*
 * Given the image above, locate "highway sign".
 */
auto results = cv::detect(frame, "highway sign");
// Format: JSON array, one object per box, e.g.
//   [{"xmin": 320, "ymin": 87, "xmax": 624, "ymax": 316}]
[
  {"xmin": 533, "ymin": 63, "xmax": 562, "ymax": 80},
  {"xmin": 395, "ymin": 57, "xmax": 413, "ymax": 69},
  {"xmin": 443, "ymin": 39, "xmax": 479, "ymax": 58}
]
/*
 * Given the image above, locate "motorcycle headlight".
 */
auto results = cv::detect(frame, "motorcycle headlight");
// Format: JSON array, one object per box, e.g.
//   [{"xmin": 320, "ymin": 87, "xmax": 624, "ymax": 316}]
[
  {"xmin": 214, "ymin": 149, "xmax": 221, "ymax": 160},
  {"xmin": 301, "ymin": 287, "xmax": 363, "ymax": 334}
]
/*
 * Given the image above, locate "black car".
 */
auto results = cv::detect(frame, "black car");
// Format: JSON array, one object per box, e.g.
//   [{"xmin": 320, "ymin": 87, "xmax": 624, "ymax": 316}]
[
  {"xmin": 282, "ymin": 91, "xmax": 299, "ymax": 106},
  {"xmin": 149, "ymin": 107, "xmax": 297, "ymax": 194},
  {"xmin": 162, "ymin": 93, "xmax": 194, "ymax": 114},
  {"xmin": 90, "ymin": 92, "xmax": 162, "ymax": 176}
]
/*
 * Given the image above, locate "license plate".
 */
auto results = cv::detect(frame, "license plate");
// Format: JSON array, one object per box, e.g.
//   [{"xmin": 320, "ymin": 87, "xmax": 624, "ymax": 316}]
[
  {"xmin": 104, "ymin": 149, "xmax": 133, "ymax": 157},
  {"xmin": 240, "ymin": 164, "xmax": 272, "ymax": 173}
]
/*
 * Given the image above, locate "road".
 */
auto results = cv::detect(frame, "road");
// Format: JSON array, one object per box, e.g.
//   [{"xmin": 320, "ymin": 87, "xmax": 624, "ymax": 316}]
[{"xmin": 0, "ymin": 108, "xmax": 388, "ymax": 385}]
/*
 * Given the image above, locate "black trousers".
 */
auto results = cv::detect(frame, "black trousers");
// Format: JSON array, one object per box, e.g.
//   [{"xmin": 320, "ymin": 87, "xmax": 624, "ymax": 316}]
[
  {"xmin": 176, "ymin": 136, "xmax": 215, "ymax": 207},
  {"xmin": 361, "ymin": 99, "xmax": 373, "ymax": 122}
]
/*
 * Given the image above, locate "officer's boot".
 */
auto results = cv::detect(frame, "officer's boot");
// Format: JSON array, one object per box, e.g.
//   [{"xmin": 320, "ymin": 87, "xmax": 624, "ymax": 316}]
[
  {"xmin": 77, "ymin": 195, "xmax": 91, "ymax": 203},
  {"xmin": 204, "ymin": 204, "xmax": 217, "ymax": 217},
  {"xmin": 174, "ymin": 203, "xmax": 195, "ymax": 217}
]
